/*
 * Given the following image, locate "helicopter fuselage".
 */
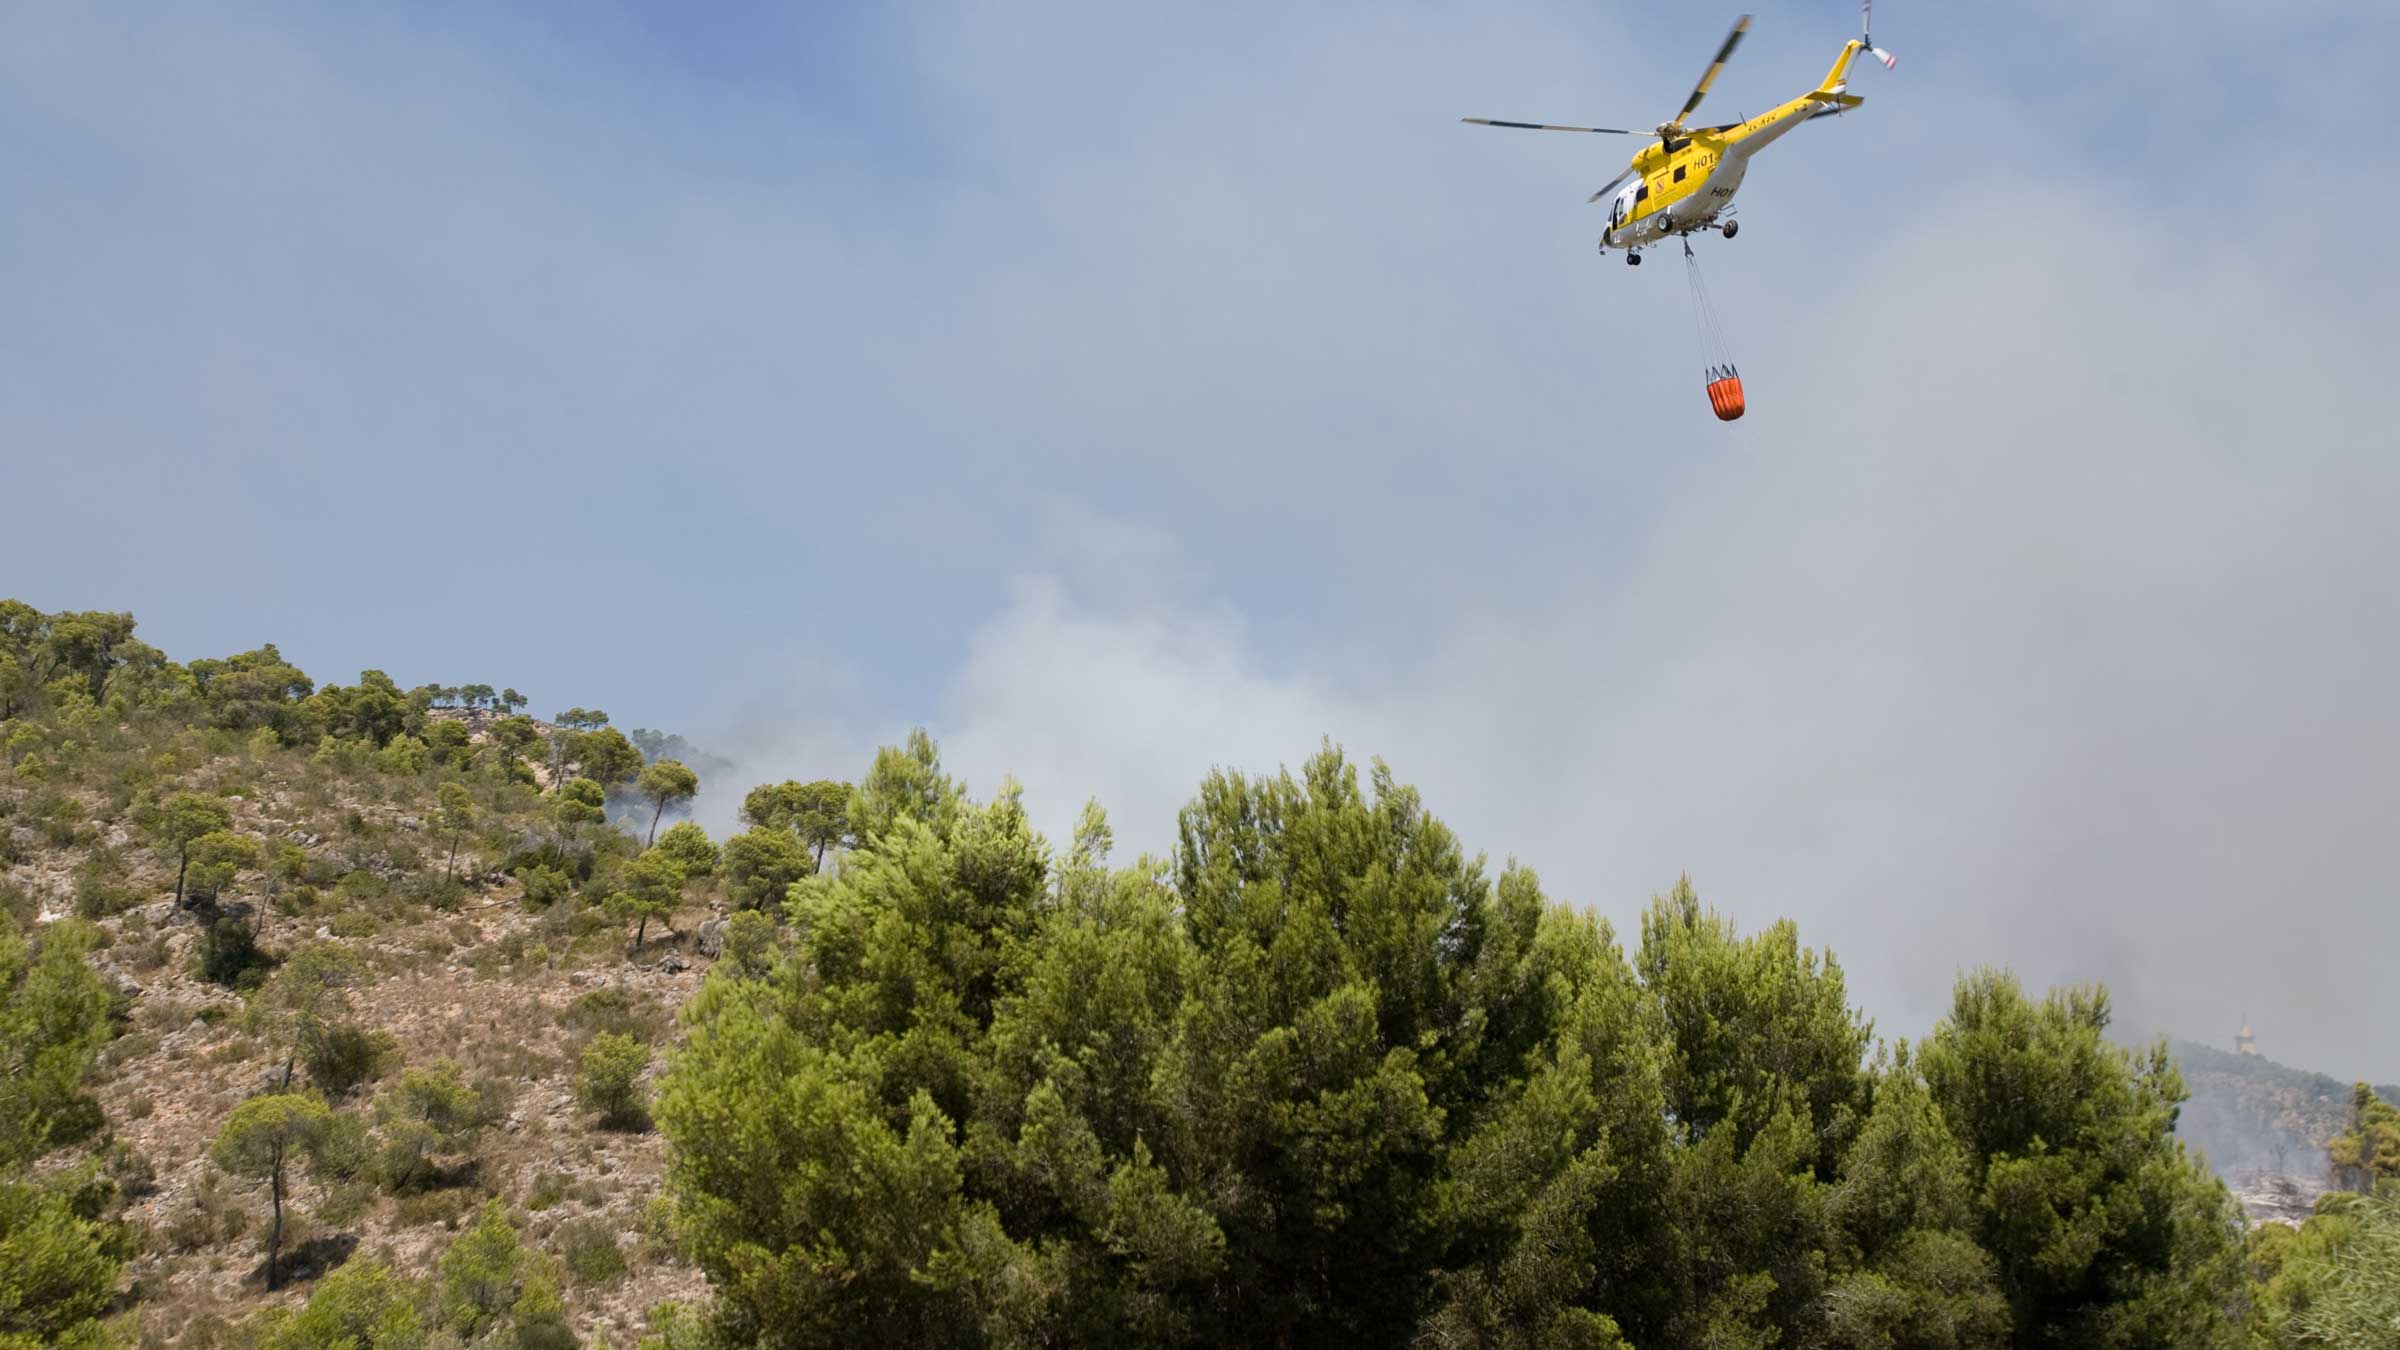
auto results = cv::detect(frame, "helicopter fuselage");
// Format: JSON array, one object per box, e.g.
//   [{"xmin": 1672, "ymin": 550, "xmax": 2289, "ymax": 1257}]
[{"xmin": 1601, "ymin": 40, "xmax": 1868, "ymax": 252}]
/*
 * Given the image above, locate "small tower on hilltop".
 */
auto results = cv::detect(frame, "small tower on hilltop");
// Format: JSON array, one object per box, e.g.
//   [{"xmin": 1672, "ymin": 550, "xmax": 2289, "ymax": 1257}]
[{"xmin": 2236, "ymin": 1019, "xmax": 2259, "ymax": 1057}]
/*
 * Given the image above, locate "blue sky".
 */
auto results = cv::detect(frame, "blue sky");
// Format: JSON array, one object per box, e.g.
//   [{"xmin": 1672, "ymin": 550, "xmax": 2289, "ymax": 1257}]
[{"xmin": 7, "ymin": 0, "xmax": 2398, "ymax": 1080}]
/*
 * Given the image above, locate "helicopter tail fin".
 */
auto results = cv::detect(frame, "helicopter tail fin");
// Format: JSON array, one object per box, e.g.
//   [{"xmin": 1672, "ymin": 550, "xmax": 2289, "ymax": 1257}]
[{"xmin": 1816, "ymin": 40, "xmax": 1865, "ymax": 97}]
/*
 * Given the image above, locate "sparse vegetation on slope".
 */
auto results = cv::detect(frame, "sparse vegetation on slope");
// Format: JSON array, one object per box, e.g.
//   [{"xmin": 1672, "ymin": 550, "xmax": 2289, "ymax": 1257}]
[{"xmin": 0, "ymin": 600, "xmax": 770, "ymax": 1345}]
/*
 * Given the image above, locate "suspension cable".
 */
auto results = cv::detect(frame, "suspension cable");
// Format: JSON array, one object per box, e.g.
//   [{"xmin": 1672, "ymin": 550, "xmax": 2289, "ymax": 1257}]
[{"xmin": 1682, "ymin": 239, "xmax": 1736, "ymax": 378}]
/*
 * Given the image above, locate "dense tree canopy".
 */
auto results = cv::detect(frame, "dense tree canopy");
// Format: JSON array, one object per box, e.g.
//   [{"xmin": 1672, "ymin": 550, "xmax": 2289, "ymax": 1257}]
[{"xmin": 658, "ymin": 738, "xmax": 2249, "ymax": 1350}]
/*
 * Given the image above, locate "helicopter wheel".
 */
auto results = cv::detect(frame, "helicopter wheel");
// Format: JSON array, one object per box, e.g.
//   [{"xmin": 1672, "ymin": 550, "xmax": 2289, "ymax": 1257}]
[
  {"xmin": 1722, "ymin": 219, "xmax": 1739, "ymax": 239},
  {"xmin": 1627, "ymin": 252, "xmax": 1642, "ymax": 266}
]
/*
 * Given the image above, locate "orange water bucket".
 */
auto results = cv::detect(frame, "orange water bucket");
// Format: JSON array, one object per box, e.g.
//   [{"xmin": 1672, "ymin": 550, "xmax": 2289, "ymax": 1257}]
[{"xmin": 1704, "ymin": 366, "xmax": 1746, "ymax": 421}]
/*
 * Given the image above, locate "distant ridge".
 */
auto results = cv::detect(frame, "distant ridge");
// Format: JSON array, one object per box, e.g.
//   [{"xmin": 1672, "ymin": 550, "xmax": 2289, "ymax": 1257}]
[{"xmin": 2169, "ymin": 1037, "xmax": 2399, "ymax": 1177}]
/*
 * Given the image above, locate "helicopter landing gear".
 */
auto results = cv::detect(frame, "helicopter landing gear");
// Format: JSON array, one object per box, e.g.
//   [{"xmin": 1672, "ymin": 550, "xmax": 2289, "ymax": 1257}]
[
  {"xmin": 1627, "ymin": 251, "xmax": 1642, "ymax": 266},
  {"xmin": 1721, "ymin": 219, "xmax": 1739, "ymax": 239}
]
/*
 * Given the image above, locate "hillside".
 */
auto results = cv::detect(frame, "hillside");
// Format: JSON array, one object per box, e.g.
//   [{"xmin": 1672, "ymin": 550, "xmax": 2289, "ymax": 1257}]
[
  {"xmin": 3, "ymin": 598, "xmax": 2392, "ymax": 1349},
  {"xmin": 0, "ymin": 606, "xmax": 768, "ymax": 1345},
  {"xmin": 2172, "ymin": 1037, "xmax": 2400, "ymax": 1178}
]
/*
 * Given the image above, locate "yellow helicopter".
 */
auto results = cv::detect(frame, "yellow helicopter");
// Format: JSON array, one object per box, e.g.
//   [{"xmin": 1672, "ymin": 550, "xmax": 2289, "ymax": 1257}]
[{"xmin": 1465, "ymin": 3, "xmax": 1895, "ymax": 265}]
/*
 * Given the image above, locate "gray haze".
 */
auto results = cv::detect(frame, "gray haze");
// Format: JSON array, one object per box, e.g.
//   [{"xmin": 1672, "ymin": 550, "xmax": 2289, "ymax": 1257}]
[{"xmin": 5, "ymin": 3, "xmax": 2396, "ymax": 1079}]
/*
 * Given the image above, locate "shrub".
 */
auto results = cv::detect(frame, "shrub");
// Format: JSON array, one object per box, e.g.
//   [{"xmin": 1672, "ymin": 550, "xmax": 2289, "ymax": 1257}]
[
  {"xmin": 333, "ymin": 869, "xmax": 387, "ymax": 905},
  {"xmin": 515, "ymin": 864, "xmax": 573, "ymax": 910},
  {"xmin": 652, "ymin": 820, "xmax": 719, "ymax": 877},
  {"xmin": 372, "ymin": 735, "xmax": 428, "ymax": 776},
  {"xmin": 269, "ymin": 843, "xmax": 311, "ymax": 882},
  {"xmin": 563, "ymin": 987, "xmax": 665, "ymax": 1044},
  {"xmin": 106, "ymin": 1138, "xmax": 158, "ymax": 1198},
  {"xmin": 197, "ymin": 916, "xmax": 273, "ymax": 988},
  {"xmin": 0, "ymin": 1176, "xmax": 121, "ymax": 1343},
  {"xmin": 159, "ymin": 1172, "xmax": 251, "ymax": 1252},
  {"xmin": 557, "ymin": 1216, "xmax": 627, "ymax": 1285},
  {"xmin": 723, "ymin": 908, "xmax": 779, "ymax": 977},
  {"xmin": 307, "ymin": 1023, "xmax": 398, "ymax": 1096},
  {"xmin": 312, "ymin": 1112, "xmax": 376, "ymax": 1184},
  {"xmin": 372, "ymin": 1062, "xmax": 481, "ymax": 1192},
  {"xmin": 525, "ymin": 1173, "xmax": 569, "ymax": 1212},
  {"xmin": 250, "ymin": 1256, "xmax": 422, "ymax": 1350},
  {"xmin": 374, "ymin": 1119, "xmax": 443, "ymax": 1195},
  {"xmin": 121, "ymin": 932, "xmax": 170, "ymax": 973},
  {"xmin": 577, "ymin": 1033, "xmax": 649, "ymax": 1129},
  {"xmin": 72, "ymin": 864, "xmax": 135, "ymax": 920},
  {"xmin": 402, "ymin": 871, "xmax": 464, "ymax": 912},
  {"xmin": 392, "ymin": 1187, "xmax": 477, "ymax": 1231},
  {"xmin": 0, "ymin": 882, "xmax": 34, "ymax": 929},
  {"xmin": 314, "ymin": 1177, "xmax": 376, "ymax": 1230}
]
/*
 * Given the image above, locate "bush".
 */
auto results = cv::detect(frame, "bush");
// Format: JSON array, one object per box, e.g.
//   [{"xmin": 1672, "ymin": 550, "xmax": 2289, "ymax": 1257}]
[
  {"xmin": 269, "ymin": 843, "xmax": 311, "ymax": 882},
  {"xmin": 525, "ymin": 1173, "xmax": 569, "ymax": 1213},
  {"xmin": 723, "ymin": 908, "xmax": 779, "ymax": 977},
  {"xmin": 434, "ymin": 1201, "xmax": 542, "ymax": 1339},
  {"xmin": 372, "ymin": 1062, "xmax": 482, "ymax": 1192},
  {"xmin": 577, "ymin": 1033, "xmax": 649, "ymax": 1129},
  {"xmin": 197, "ymin": 916, "xmax": 273, "ymax": 989},
  {"xmin": 72, "ymin": 864, "xmax": 135, "ymax": 920},
  {"xmin": 0, "ymin": 1176, "xmax": 121, "ymax": 1344},
  {"xmin": 105, "ymin": 1138, "xmax": 158, "ymax": 1198},
  {"xmin": 0, "ymin": 882, "xmax": 34, "ymax": 929},
  {"xmin": 250, "ymin": 1256, "xmax": 422, "ymax": 1350},
  {"xmin": 515, "ymin": 864, "xmax": 573, "ymax": 910},
  {"xmin": 307, "ymin": 1023, "xmax": 398, "ymax": 1096},
  {"xmin": 311, "ymin": 1113, "xmax": 376, "ymax": 1184},
  {"xmin": 121, "ymin": 932, "xmax": 169, "ymax": 973},
  {"xmin": 374, "ymin": 1121, "xmax": 443, "ymax": 1195},
  {"xmin": 503, "ymin": 838, "xmax": 600, "ymax": 888},
  {"xmin": 652, "ymin": 820, "xmax": 719, "ymax": 877},
  {"xmin": 402, "ymin": 871, "xmax": 465, "ymax": 912},
  {"xmin": 372, "ymin": 734, "xmax": 428, "ymax": 776},
  {"xmin": 333, "ymin": 869, "xmax": 388, "ymax": 906},
  {"xmin": 159, "ymin": 1172, "xmax": 251, "ymax": 1252},
  {"xmin": 556, "ymin": 1216, "xmax": 627, "ymax": 1285},
  {"xmin": 392, "ymin": 1187, "xmax": 477, "ymax": 1231},
  {"xmin": 563, "ymin": 987, "xmax": 665, "ymax": 1044}
]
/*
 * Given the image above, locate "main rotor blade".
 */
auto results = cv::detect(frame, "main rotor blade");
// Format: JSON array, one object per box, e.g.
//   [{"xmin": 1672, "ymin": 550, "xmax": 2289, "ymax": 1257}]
[
  {"xmin": 1462, "ymin": 118, "xmax": 1639, "ymax": 134},
  {"xmin": 1670, "ymin": 15, "xmax": 1751, "ymax": 128},
  {"xmin": 1586, "ymin": 169, "xmax": 1636, "ymax": 203}
]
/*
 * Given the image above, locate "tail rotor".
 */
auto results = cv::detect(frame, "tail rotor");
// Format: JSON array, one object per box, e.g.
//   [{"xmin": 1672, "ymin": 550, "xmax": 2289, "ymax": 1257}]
[{"xmin": 1863, "ymin": 0, "xmax": 1897, "ymax": 68}]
